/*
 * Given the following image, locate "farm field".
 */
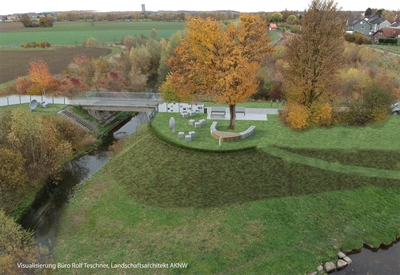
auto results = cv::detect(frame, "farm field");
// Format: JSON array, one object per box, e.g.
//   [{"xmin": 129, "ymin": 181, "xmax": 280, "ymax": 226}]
[
  {"xmin": 0, "ymin": 21, "xmax": 186, "ymax": 46},
  {"xmin": 0, "ymin": 47, "xmax": 111, "ymax": 84}
]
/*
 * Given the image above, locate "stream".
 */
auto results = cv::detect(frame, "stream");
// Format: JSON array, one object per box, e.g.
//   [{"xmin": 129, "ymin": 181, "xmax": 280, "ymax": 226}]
[
  {"xmin": 18, "ymin": 112, "xmax": 151, "ymax": 252},
  {"xmin": 17, "ymin": 111, "xmax": 400, "ymax": 273}
]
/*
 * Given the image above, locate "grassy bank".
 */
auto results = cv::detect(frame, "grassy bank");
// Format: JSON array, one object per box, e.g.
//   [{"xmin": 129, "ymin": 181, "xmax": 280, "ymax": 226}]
[
  {"xmin": 0, "ymin": 103, "xmax": 66, "ymax": 115},
  {"xmin": 53, "ymin": 114, "xmax": 400, "ymax": 274}
]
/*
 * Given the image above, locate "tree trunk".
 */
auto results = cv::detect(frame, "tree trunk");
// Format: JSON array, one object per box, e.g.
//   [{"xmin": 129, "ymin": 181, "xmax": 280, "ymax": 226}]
[{"xmin": 228, "ymin": 104, "xmax": 236, "ymax": 130}]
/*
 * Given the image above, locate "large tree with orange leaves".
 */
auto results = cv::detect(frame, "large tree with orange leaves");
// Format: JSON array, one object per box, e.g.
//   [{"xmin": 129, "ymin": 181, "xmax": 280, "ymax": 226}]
[
  {"xmin": 161, "ymin": 14, "xmax": 273, "ymax": 129},
  {"xmin": 28, "ymin": 58, "xmax": 54, "ymax": 95}
]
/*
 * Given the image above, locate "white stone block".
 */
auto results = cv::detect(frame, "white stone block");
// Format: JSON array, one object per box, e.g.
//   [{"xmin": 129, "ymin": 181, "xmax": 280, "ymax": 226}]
[
  {"xmin": 337, "ymin": 259, "xmax": 347, "ymax": 269},
  {"xmin": 195, "ymin": 122, "xmax": 201, "ymax": 128},
  {"xmin": 182, "ymin": 112, "xmax": 189, "ymax": 118},
  {"xmin": 189, "ymin": 131, "xmax": 196, "ymax": 137},
  {"xmin": 178, "ymin": 132, "xmax": 185, "ymax": 138},
  {"xmin": 343, "ymin": 256, "xmax": 352, "ymax": 265},
  {"xmin": 200, "ymin": 119, "xmax": 206, "ymax": 125},
  {"xmin": 185, "ymin": 135, "xmax": 192, "ymax": 141},
  {"xmin": 188, "ymin": 119, "xmax": 195, "ymax": 125},
  {"xmin": 324, "ymin": 262, "xmax": 336, "ymax": 273}
]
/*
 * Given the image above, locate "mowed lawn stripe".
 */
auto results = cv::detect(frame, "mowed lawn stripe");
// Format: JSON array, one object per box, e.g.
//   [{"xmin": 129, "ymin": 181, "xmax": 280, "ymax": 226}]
[{"xmin": 54, "ymin": 125, "xmax": 400, "ymax": 275}]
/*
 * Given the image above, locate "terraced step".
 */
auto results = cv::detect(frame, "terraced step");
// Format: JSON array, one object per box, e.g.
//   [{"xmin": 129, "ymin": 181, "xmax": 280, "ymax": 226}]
[{"xmin": 59, "ymin": 108, "xmax": 98, "ymax": 133}]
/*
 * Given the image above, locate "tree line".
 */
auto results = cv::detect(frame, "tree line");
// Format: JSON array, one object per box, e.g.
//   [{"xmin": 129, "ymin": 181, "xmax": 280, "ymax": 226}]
[{"xmin": 8, "ymin": 0, "xmax": 400, "ymax": 130}]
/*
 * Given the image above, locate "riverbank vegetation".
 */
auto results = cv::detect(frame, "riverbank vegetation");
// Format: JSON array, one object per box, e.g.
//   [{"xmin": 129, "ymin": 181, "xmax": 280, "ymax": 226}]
[
  {"xmin": 54, "ymin": 115, "xmax": 400, "ymax": 274},
  {"xmin": 0, "ymin": 107, "xmax": 96, "ymax": 216}
]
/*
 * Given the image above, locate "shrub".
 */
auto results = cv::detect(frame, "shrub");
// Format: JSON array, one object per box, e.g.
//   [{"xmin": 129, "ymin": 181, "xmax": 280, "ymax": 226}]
[
  {"xmin": 83, "ymin": 37, "xmax": 98, "ymax": 47},
  {"xmin": 15, "ymin": 77, "xmax": 33, "ymax": 94},
  {"xmin": 109, "ymin": 138, "xmax": 127, "ymax": 156},
  {"xmin": 309, "ymin": 102, "xmax": 333, "ymax": 126},
  {"xmin": 282, "ymin": 102, "xmax": 310, "ymax": 130},
  {"xmin": 339, "ymin": 83, "xmax": 396, "ymax": 125},
  {"xmin": 26, "ymin": 85, "xmax": 42, "ymax": 95}
]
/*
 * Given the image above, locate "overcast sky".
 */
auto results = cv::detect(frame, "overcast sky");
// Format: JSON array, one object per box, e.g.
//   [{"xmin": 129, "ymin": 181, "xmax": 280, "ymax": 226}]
[{"xmin": 2, "ymin": 0, "xmax": 399, "ymax": 15}]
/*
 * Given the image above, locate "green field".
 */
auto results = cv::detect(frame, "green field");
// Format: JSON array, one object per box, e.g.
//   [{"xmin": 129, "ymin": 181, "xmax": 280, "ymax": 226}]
[
  {"xmin": 0, "ymin": 21, "xmax": 186, "ymax": 46},
  {"xmin": 53, "ymin": 113, "xmax": 400, "ymax": 274}
]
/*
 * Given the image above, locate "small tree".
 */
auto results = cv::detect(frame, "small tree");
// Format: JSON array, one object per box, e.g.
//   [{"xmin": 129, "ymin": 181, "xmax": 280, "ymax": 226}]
[
  {"xmin": 271, "ymin": 12, "xmax": 283, "ymax": 22},
  {"xmin": 20, "ymin": 13, "xmax": 31, "ymax": 27},
  {"xmin": 283, "ymin": 0, "xmax": 346, "ymax": 128},
  {"xmin": 28, "ymin": 59, "xmax": 54, "ymax": 96}
]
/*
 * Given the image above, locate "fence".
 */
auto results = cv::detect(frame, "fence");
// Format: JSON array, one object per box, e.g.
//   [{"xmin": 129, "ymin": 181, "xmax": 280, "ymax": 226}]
[
  {"xmin": 0, "ymin": 95, "xmax": 72, "ymax": 107},
  {"xmin": 82, "ymin": 92, "xmax": 163, "ymax": 100}
]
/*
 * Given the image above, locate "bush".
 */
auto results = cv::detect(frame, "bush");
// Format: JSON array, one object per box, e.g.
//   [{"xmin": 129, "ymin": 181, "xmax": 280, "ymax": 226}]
[
  {"xmin": 378, "ymin": 38, "xmax": 398, "ymax": 44},
  {"xmin": 26, "ymin": 85, "xmax": 42, "ymax": 95},
  {"xmin": 20, "ymin": 41, "xmax": 51, "ymax": 49},
  {"xmin": 344, "ymin": 33, "xmax": 370, "ymax": 45},
  {"xmin": 339, "ymin": 83, "xmax": 396, "ymax": 125},
  {"xmin": 0, "ymin": 210, "xmax": 48, "ymax": 275},
  {"xmin": 83, "ymin": 37, "xmax": 98, "ymax": 47},
  {"xmin": 281, "ymin": 102, "xmax": 310, "ymax": 130}
]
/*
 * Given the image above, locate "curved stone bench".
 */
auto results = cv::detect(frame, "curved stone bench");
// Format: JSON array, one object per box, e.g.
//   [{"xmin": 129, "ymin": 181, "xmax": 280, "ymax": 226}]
[{"xmin": 210, "ymin": 122, "xmax": 256, "ymax": 142}]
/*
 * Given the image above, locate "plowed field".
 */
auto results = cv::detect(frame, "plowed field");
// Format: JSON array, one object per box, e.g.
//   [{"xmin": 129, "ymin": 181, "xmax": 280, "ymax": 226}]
[{"xmin": 0, "ymin": 47, "xmax": 111, "ymax": 84}]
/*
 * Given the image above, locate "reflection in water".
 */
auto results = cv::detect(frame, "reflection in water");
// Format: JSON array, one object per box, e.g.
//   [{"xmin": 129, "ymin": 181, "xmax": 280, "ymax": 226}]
[
  {"xmin": 333, "ymin": 239, "xmax": 400, "ymax": 275},
  {"xmin": 19, "ymin": 113, "xmax": 149, "ymax": 251}
]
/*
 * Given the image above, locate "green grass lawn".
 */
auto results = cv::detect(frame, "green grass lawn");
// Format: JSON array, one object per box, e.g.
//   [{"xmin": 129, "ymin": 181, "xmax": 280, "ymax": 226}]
[
  {"xmin": 0, "ymin": 21, "xmax": 185, "ymax": 46},
  {"xmin": 0, "ymin": 103, "xmax": 66, "ymax": 115},
  {"xmin": 367, "ymin": 44, "xmax": 400, "ymax": 54},
  {"xmin": 53, "ymin": 113, "xmax": 400, "ymax": 274}
]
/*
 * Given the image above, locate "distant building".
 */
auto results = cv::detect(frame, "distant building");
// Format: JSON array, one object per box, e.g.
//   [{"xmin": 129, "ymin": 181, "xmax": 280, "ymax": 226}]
[
  {"xmin": 269, "ymin": 23, "xmax": 277, "ymax": 31},
  {"xmin": 142, "ymin": 4, "xmax": 145, "ymax": 12},
  {"xmin": 352, "ymin": 19, "xmax": 371, "ymax": 36}
]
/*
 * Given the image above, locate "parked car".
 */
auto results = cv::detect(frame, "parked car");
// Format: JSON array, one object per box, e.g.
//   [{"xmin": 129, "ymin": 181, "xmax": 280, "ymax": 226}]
[{"xmin": 392, "ymin": 102, "xmax": 400, "ymax": 115}]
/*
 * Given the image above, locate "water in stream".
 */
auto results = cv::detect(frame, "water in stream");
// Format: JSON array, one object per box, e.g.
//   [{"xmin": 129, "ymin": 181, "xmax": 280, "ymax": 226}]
[{"xmin": 18, "ymin": 112, "xmax": 151, "ymax": 251}]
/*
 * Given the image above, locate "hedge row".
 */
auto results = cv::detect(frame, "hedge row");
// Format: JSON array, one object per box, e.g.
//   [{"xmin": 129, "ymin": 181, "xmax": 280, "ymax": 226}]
[
  {"xmin": 21, "ymin": 41, "xmax": 51, "ymax": 48},
  {"xmin": 148, "ymin": 123, "xmax": 257, "ymax": 154},
  {"xmin": 378, "ymin": 38, "xmax": 398, "ymax": 44}
]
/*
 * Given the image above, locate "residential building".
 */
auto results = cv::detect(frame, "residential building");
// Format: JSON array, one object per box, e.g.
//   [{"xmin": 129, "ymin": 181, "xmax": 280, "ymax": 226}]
[
  {"xmin": 367, "ymin": 16, "xmax": 391, "ymax": 33},
  {"xmin": 352, "ymin": 19, "xmax": 371, "ymax": 36},
  {"xmin": 371, "ymin": 28, "xmax": 400, "ymax": 42}
]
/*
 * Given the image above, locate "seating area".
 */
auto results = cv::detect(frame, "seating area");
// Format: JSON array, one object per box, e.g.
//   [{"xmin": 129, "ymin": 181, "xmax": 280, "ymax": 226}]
[
  {"xmin": 240, "ymin": 126, "xmax": 256, "ymax": 139},
  {"xmin": 236, "ymin": 107, "xmax": 245, "ymax": 115},
  {"xmin": 210, "ymin": 107, "xmax": 226, "ymax": 117},
  {"xmin": 209, "ymin": 121, "xmax": 256, "ymax": 142}
]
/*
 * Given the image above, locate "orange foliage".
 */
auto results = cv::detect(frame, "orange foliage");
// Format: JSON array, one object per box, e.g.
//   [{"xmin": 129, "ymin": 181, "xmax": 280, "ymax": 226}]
[
  {"xmin": 283, "ymin": 102, "xmax": 310, "ymax": 130},
  {"xmin": 162, "ymin": 14, "xmax": 273, "ymax": 129},
  {"xmin": 309, "ymin": 102, "xmax": 333, "ymax": 126},
  {"xmin": 15, "ymin": 77, "xmax": 33, "ymax": 95},
  {"xmin": 28, "ymin": 58, "xmax": 54, "ymax": 95}
]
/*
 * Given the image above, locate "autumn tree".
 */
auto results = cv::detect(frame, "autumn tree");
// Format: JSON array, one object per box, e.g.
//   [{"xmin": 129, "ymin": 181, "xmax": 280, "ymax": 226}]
[
  {"xmin": 161, "ymin": 14, "xmax": 273, "ymax": 129},
  {"xmin": 20, "ymin": 13, "xmax": 32, "ymax": 27},
  {"xmin": 271, "ymin": 12, "xmax": 283, "ymax": 22},
  {"xmin": 0, "ymin": 210, "xmax": 49, "ymax": 275},
  {"xmin": 282, "ymin": 0, "xmax": 346, "ymax": 129},
  {"xmin": 28, "ymin": 59, "xmax": 54, "ymax": 95},
  {"xmin": 157, "ymin": 31, "xmax": 183, "ymax": 84}
]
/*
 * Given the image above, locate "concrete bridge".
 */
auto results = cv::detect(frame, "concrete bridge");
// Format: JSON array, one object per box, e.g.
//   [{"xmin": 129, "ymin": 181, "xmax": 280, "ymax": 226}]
[{"xmin": 69, "ymin": 92, "xmax": 165, "ymax": 112}]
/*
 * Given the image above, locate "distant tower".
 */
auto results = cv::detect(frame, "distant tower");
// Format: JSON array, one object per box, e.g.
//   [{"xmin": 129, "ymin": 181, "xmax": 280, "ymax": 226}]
[{"xmin": 141, "ymin": 4, "xmax": 145, "ymax": 12}]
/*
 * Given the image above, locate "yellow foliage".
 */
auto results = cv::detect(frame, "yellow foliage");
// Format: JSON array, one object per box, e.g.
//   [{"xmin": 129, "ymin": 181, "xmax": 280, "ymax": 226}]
[
  {"xmin": 310, "ymin": 102, "xmax": 333, "ymax": 126},
  {"xmin": 284, "ymin": 102, "xmax": 310, "ymax": 130},
  {"xmin": 164, "ymin": 14, "xmax": 273, "ymax": 129},
  {"xmin": 0, "ymin": 148, "xmax": 29, "ymax": 191}
]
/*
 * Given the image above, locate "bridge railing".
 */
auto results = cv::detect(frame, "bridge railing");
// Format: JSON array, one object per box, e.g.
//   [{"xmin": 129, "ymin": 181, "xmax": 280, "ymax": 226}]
[{"xmin": 79, "ymin": 92, "xmax": 163, "ymax": 101}]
